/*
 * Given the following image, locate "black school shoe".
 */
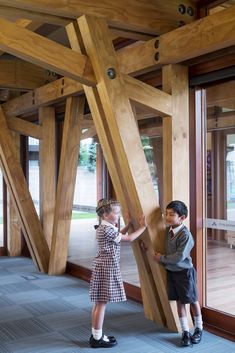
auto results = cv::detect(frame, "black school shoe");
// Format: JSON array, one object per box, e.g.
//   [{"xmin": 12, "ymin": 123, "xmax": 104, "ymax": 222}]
[
  {"xmin": 191, "ymin": 328, "xmax": 202, "ymax": 344},
  {"xmin": 180, "ymin": 331, "xmax": 192, "ymax": 347},
  {"xmin": 90, "ymin": 335, "xmax": 117, "ymax": 348}
]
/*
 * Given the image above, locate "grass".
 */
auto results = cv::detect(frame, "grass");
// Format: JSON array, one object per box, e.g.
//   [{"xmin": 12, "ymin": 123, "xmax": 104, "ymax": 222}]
[
  {"xmin": 0, "ymin": 213, "xmax": 96, "ymax": 224},
  {"xmin": 72, "ymin": 212, "xmax": 96, "ymax": 220}
]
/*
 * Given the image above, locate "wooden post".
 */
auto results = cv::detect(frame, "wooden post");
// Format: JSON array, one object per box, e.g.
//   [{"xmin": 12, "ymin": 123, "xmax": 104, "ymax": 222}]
[
  {"xmin": 78, "ymin": 15, "xmax": 178, "ymax": 330},
  {"xmin": 39, "ymin": 106, "xmax": 56, "ymax": 249},
  {"xmin": 7, "ymin": 131, "xmax": 21, "ymax": 256},
  {"xmin": 0, "ymin": 106, "xmax": 49, "ymax": 272},
  {"xmin": 48, "ymin": 96, "xmax": 84, "ymax": 275}
]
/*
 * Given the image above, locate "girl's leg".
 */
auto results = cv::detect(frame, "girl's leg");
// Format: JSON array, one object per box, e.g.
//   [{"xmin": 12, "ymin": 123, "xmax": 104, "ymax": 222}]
[
  {"xmin": 90, "ymin": 301, "xmax": 117, "ymax": 347},
  {"xmin": 92, "ymin": 301, "xmax": 107, "ymax": 330}
]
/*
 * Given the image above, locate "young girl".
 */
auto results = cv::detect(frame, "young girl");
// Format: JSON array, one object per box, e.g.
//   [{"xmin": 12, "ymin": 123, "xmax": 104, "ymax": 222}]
[{"xmin": 89, "ymin": 198, "xmax": 147, "ymax": 348}]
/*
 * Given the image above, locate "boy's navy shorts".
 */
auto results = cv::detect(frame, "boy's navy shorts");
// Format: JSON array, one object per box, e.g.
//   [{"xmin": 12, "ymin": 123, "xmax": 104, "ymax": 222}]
[{"xmin": 167, "ymin": 267, "xmax": 198, "ymax": 304}]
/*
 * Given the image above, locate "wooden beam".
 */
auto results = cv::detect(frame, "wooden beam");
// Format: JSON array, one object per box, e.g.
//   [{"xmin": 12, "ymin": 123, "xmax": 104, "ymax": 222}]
[
  {"xmin": 206, "ymin": 81, "xmax": 235, "ymax": 109},
  {"xmin": 156, "ymin": 5, "xmax": 235, "ymax": 65},
  {"xmin": 2, "ymin": 78, "xmax": 83, "ymax": 118},
  {"xmin": 0, "ymin": 0, "xmax": 196, "ymax": 35},
  {"xmin": 207, "ymin": 114, "xmax": 235, "ymax": 130},
  {"xmin": 3, "ymin": 5, "xmax": 235, "ymax": 118},
  {"xmin": 0, "ymin": 18, "xmax": 96, "ymax": 86},
  {"xmin": 118, "ymin": 5, "xmax": 235, "ymax": 75},
  {"xmin": 0, "ymin": 105, "xmax": 49, "ymax": 272},
  {"xmin": 80, "ymin": 126, "xmax": 97, "ymax": 140},
  {"xmin": 124, "ymin": 75, "xmax": 172, "ymax": 116},
  {"xmin": 0, "ymin": 60, "xmax": 47, "ymax": 90},
  {"xmin": 0, "ymin": 19, "xmax": 42, "ymax": 57},
  {"xmin": 0, "ymin": 5, "xmax": 70, "ymax": 26},
  {"xmin": 7, "ymin": 117, "xmax": 42, "ymax": 139},
  {"xmin": 49, "ymin": 96, "xmax": 84, "ymax": 275},
  {"xmin": 78, "ymin": 14, "xmax": 178, "ymax": 331},
  {"xmin": 39, "ymin": 106, "xmax": 56, "ymax": 249}
]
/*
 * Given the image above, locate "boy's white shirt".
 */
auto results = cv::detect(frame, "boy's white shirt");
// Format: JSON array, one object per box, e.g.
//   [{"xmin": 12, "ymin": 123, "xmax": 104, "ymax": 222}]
[
  {"xmin": 171, "ymin": 223, "xmax": 184, "ymax": 235},
  {"xmin": 101, "ymin": 220, "xmax": 122, "ymax": 243}
]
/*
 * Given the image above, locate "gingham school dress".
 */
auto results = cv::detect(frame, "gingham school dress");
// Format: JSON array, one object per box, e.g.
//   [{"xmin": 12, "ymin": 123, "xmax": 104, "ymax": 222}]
[{"xmin": 89, "ymin": 220, "xmax": 127, "ymax": 302}]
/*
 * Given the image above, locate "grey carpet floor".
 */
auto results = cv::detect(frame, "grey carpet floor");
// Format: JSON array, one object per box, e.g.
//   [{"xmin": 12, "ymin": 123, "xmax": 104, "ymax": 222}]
[{"xmin": 0, "ymin": 257, "xmax": 234, "ymax": 353}]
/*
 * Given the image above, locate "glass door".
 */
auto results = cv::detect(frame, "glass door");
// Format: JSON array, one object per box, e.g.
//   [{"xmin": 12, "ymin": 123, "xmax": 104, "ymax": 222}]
[
  {"xmin": 204, "ymin": 81, "xmax": 235, "ymax": 317},
  {"xmin": 0, "ymin": 168, "xmax": 3, "ymax": 248}
]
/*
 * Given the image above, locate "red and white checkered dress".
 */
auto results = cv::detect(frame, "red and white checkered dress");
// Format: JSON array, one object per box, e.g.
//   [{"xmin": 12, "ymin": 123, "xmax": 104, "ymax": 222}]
[{"xmin": 89, "ymin": 220, "xmax": 127, "ymax": 302}]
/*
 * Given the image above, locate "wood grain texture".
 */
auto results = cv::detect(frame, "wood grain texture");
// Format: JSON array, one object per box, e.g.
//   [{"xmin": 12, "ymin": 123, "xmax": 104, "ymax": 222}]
[
  {"xmin": 0, "ymin": 0, "xmax": 196, "ymax": 35},
  {"xmin": 0, "ymin": 18, "xmax": 95, "ymax": 86},
  {"xmin": 0, "ymin": 106, "xmax": 49, "ymax": 272},
  {"xmin": 49, "ymin": 96, "xmax": 84, "ymax": 275}
]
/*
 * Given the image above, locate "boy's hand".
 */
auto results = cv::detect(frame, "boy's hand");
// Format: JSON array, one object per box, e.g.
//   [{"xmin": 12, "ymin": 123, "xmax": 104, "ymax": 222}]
[
  {"xmin": 153, "ymin": 252, "xmax": 162, "ymax": 262},
  {"xmin": 140, "ymin": 240, "xmax": 148, "ymax": 252}
]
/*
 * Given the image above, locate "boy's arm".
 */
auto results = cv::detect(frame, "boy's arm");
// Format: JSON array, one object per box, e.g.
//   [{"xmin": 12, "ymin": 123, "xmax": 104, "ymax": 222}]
[{"xmin": 159, "ymin": 233, "xmax": 194, "ymax": 265}]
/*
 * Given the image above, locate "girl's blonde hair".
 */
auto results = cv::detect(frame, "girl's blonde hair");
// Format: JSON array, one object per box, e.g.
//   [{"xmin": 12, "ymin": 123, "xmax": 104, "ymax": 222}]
[{"xmin": 96, "ymin": 198, "xmax": 120, "ymax": 218}]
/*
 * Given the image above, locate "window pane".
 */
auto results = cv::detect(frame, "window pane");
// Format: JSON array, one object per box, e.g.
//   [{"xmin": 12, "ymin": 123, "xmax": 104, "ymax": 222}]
[
  {"xmin": 28, "ymin": 137, "xmax": 40, "ymax": 215},
  {"xmin": 0, "ymin": 168, "xmax": 3, "ymax": 247},
  {"xmin": 205, "ymin": 83, "xmax": 235, "ymax": 316}
]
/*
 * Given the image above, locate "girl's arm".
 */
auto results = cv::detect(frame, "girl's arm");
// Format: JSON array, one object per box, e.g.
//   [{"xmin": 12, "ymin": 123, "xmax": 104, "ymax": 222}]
[
  {"xmin": 121, "ymin": 215, "xmax": 147, "ymax": 242},
  {"xmin": 120, "ymin": 212, "xmax": 132, "ymax": 234}
]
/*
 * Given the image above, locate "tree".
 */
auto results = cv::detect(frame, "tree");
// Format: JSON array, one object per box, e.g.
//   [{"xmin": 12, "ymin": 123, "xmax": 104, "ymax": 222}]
[{"xmin": 87, "ymin": 140, "xmax": 97, "ymax": 172}]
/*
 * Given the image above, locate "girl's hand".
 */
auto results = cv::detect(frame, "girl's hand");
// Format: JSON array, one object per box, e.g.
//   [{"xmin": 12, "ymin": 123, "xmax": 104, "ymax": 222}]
[{"xmin": 125, "ymin": 211, "xmax": 132, "ymax": 226}]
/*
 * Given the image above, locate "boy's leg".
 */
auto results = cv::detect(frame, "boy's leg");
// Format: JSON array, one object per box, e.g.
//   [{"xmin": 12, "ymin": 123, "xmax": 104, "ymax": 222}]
[
  {"xmin": 177, "ymin": 301, "xmax": 191, "ymax": 347},
  {"xmin": 190, "ymin": 301, "xmax": 203, "ymax": 344}
]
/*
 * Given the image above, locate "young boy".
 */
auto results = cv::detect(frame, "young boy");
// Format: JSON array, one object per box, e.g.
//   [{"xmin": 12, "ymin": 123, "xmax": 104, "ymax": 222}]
[{"xmin": 153, "ymin": 200, "xmax": 203, "ymax": 347}]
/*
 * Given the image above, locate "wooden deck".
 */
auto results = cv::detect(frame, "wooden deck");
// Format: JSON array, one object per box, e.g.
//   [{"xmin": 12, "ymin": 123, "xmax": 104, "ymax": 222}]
[{"xmin": 68, "ymin": 219, "xmax": 235, "ymax": 316}]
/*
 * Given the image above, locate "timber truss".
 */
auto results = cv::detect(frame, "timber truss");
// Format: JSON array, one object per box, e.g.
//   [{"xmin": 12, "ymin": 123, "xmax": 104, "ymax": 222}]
[{"xmin": 0, "ymin": 1, "xmax": 235, "ymax": 332}]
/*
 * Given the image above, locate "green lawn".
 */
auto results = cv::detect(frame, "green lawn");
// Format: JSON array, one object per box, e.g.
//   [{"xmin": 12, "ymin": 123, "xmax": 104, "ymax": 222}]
[
  {"xmin": 72, "ymin": 212, "xmax": 96, "ymax": 220},
  {"xmin": 0, "ymin": 213, "xmax": 96, "ymax": 224}
]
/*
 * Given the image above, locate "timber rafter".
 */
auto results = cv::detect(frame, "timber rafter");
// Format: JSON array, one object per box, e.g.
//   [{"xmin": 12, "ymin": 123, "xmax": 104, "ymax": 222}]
[{"xmin": 0, "ymin": 0, "xmax": 196, "ymax": 36}]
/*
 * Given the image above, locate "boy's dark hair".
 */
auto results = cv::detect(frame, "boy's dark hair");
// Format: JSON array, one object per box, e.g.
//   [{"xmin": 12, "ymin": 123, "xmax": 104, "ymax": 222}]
[{"xmin": 166, "ymin": 200, "xmax": 188, "ymax": 217}]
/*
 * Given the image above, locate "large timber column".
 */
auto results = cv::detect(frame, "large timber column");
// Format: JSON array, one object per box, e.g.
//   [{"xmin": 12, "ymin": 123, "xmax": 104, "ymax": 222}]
[
  {"xmin": 7, "ymin": 132, "xmax": 21, "ymax": 256},
  {"xmin": 162, "ymin": 64, "xmax": 190, "ymax": 211},
  {"xmin": 39, "ymin": 106, "xmax": 56, "ymax": 249},
  {"xmin": 78, "ymin": 15, "xmax": 178, "ymax": 331},
  {"xmin": 162, "ymin": 64, "xmax": 193, "ymax": 327},
  {"xmin": 0, "ymin": 106, "xmax": 49, "ymax": 272},
  {"xmin": 48, "ymin": 96, "xmax": 85, "ymax": 275}
]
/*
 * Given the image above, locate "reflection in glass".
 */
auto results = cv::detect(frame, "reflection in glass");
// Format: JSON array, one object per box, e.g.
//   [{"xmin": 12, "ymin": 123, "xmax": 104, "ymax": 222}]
[
  {"xmin": 205, "ymin": 86, "xmax": 235, "ymax": 316},
  {"xmin": 28, "ymin": 137, "xmax": 40, "ymax": 215},
  {"xmin": 0, "ymin": 168, "xmax": 3, "ymax": 247}
]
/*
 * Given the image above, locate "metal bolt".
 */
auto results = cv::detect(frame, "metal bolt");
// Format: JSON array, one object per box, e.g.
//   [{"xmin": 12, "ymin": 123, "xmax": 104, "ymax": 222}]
[
  {"xmin": 187, "ymin": 6, "xmax": 194, "ymax": 16},
  {"xmin": 154, "ymin": 39, "xmax": 159, "ymax": 49},
  {"xmin": 52, "ymin": 72, "xmax": 57, "ymax": 77},
  {"xmin": 107, "ymin": 68, "xmax": 116, "ymax": 79},
  {"xmin": 155, "ymin": 52, "xmax": 159, "ymax": 61},
  {"xmin": 46, "ymin": 70, "xmax": 51, "ymax": 76},
  {"xmin": 178, "ymin": 4, "xmax": 186, "ymax": 14},
  {"xmin": 178, "ymin": 20, "xmax": 185, "ymax": 27}
]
